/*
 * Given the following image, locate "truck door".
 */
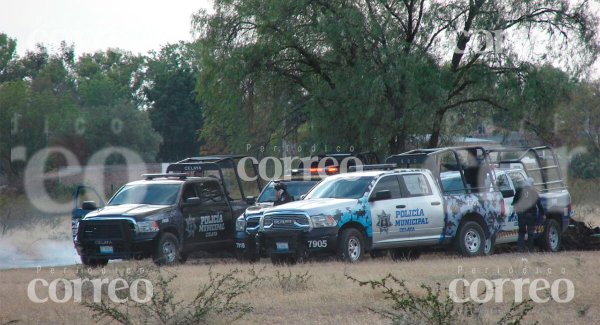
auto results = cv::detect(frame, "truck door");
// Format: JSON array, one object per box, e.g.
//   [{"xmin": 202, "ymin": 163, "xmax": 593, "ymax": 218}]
[
  {"xmin": 398, "ymin": 173, "xmax": 444, "ymax": 243},
  {"xmin": 496, "ymin": 173, "xmax": 518, "ymax": 232},
  {"xmin": 195, "ymin": 180, "xmax": 232, "ymax": 243},
  {"xmin": 181, "ymin": 183, "xmax": 204, "ymax": 246},
  {"xmin": 369, "ymin": 175, "xmax": 407, "ymax": 246}
]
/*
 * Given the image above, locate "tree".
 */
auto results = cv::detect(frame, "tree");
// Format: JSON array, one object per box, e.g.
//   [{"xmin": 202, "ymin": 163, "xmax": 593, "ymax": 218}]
[
  {"xmin": 143, "ymin": 43, "xmax": 203, "ymax": 161},
  {"xmin": 193, "ymin": 0, "xmax": 599, "ymax": 154}
]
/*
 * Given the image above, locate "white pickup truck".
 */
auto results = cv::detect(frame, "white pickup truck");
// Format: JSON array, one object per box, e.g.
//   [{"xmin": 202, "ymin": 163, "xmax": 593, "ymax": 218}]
[{"xmin": 258, "ymin": 166, "xmax": 506, "ymax": 264}]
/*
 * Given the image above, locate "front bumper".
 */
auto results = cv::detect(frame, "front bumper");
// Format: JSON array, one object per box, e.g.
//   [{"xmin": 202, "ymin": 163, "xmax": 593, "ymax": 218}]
[
  {"xmin": 75, "ymin": 219, "xmax": 158, "ymax": 260},
  {"xmin": 262, "ymin": 227, "xmax": 338, "ymax": 258}
]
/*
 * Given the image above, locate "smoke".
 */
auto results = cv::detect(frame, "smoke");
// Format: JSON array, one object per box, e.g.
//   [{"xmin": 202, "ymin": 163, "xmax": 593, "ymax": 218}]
[{"xmin": 0, "ymin": 219, "xmax": 80, "ymax": 270}]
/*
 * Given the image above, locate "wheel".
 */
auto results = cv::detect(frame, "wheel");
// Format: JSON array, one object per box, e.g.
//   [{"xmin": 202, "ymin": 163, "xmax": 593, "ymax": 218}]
[
  {"xmin": 153, "ymin": 232, "xmax": 180, "ymax": 266},
  {"xmin": 390, "ymin": 248, "xmax": 421, "ymax": 261},
  {"xmin": 540, "ymin": 219, "xmax": 561, "ymax": 252},
  {"xmin": 483, "ymin": 235, "xmax": 496, "ymax": 256},
  {"xmin": 456, "ymin": 221, "xmax": 485, "ymax": 257},
  {"xmin": 338, "ymin": 228, "xmax": 365, "ymax": 262},
  {"xmin": 80, "ymin": 256, "xmax": 108, "ymax": 267}
]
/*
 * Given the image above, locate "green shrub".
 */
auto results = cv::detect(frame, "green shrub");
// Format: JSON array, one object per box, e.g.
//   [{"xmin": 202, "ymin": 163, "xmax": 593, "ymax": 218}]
[
  {"xmin": 347, "ymin": 273, "xmax": 536, "ymax": 325},
  {"xmin": 569, "ymin": 152, "xmax": 600, "ymax": 180},
  {"xmin": 78, "ymin": 266, "xmax": 262, "ymax": 325}
]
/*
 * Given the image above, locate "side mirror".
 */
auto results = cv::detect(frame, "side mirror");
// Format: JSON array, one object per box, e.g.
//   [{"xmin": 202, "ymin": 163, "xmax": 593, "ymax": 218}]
[
  {"xmin": 370, "ymin": 190, "xmax": 392, "ymax": 202},
  {"xmin": 501, "ymin": 189, "xmax": 515, "ymax": 198},
  {"xmin": 300, "ymin": 194, "xmax": 306, "ymax": 200},
  {"xmin": 184, "ymin": 197, "xmax": 201, "ymax": 206},
  {"xmin": 245, "ymin": 196, "xmax": 256, "ymax": 205},
  {"xmin": 81, "ymin": 201, "xmax": 98, "ymax": 210}
]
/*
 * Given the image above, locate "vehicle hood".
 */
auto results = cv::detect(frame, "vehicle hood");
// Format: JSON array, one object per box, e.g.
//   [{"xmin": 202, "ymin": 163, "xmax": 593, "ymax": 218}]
[
  {"xmin": 83, "ymin": 204, "xmax": 173, "ymax": 221},
  {"xmin": 264, "ymin": 198, "xmax": 359, "ymax": 216},
  {"xmin": 244, "ymin": 202, "xmax": 274, "ymax": 218}
]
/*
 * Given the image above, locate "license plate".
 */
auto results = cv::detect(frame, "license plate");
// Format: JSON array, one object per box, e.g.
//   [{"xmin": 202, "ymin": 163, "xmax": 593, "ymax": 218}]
[
  {"xmin": 99, "ymin": 246, "xmax": 113, "ymax": 254},
  {"xmin": 276, "ymin": 242, "xmax": 289, "ymax": 250}
]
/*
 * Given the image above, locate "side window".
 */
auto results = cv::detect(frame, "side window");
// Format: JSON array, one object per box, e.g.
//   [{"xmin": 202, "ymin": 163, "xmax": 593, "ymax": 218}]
[
  {"xmin": 496, "ymin": 174, "xmax": 512, "ymax": 192},
  {"xmin": 182, "ymin": 184, "xmax": 198, "ymax": 202},
  {"xmin": 196, "ymin": 181, "xmax": 225, "ymax": 204},
  {"xmin": 371, "ymin": 175, "xmax": 402, "ymax": 199},
  {"xmin": 400, "ymin": 174, "xmax": 432, "ymax": 197}
]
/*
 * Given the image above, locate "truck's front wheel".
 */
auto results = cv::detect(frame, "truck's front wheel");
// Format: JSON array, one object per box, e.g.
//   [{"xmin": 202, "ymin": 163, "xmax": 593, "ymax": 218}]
[
  {"xmin": 456, "ymin": 221, "xmax": 485, "ymax": 257},
  {"xmin": 338, "ymin": 228, "xmax": 365, "ymax": 262},
  {"xmin": 153, "ymin": 232, "xmax": 180, "ymax": 266},
  {"xmin": 540, "ymin": 219, "xmax": 561, "ymax": 252}
]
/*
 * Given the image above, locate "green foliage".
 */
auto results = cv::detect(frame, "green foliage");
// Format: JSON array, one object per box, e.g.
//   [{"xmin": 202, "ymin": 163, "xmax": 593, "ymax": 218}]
[
  {"xmin": 273, "ymin": 269, "xmax": 312, "ymax": 292},
  {"xmin": 569, "ymin": 151, "xmax": 600, "ymax": 180},
  {"xmin": 79, "ymin": 266, "xmax": 262, "ymax": 325},
  {"xmin": 193, "ymin": 0, "xmax": 599, "ymax": 154},
  {"xmin": 347, "ymin": 273, "xmax": 536, "ymax": 325},
  {"xmin": 144, "ymin": 43, "xmax": 203, "ymax": 160}
]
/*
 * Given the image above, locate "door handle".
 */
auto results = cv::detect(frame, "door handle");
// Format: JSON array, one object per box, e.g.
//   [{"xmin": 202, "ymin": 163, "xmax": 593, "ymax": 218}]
[
  {"xmin": 431, "ymin": 201, "xmax": 441, "ymax": 206},
  {"xmin": 396, "ymin": 205, "xmax": 406, "ymax": 209}
]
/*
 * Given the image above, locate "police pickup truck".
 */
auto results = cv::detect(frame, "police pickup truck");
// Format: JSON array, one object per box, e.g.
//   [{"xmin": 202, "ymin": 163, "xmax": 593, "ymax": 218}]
[
  {"xmin": 72, "ymin": 155, "xmax": 263, "ymax": 266},
  {"xmin": 487, "ymin": 146, "xmax": 574, "ymax": 253},
  {"xmin": 259, "ymin": 162, "xmax": 506, "ymax": 263},
  {"xmin": 73, "ymin": 173, "xmax": 242, "ymax": 266}
]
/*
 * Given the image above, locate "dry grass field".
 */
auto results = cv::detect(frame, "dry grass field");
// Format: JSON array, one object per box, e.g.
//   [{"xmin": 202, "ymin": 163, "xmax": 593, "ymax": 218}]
[
  {"xmin": 0, "ymin": 204, "xmax": 599, "ymax": 325},
  {"xmin": 1, "ymin": 250, "xmax": 600, "ymax": 325}
]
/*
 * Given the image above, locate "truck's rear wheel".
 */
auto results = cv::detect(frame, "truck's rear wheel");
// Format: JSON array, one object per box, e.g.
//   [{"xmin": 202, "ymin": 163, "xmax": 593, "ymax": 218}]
[
  {"xmin": 456, "ymin": 221, "xmax": 485, "ymax": 257},
  {"xmin": 153, "ymin": 232, "xmax": 180, "ymax": 266},
  {"xmin": 338, "ymin": 228, "xmax": 365, "ymax": 262},
  {"xmin": 540, "ymin": 219, "xmax": 561, "ymax": 252},
  {"xmin": 80, "ymin": 256, "xmax": 108, "ymax": 267}
]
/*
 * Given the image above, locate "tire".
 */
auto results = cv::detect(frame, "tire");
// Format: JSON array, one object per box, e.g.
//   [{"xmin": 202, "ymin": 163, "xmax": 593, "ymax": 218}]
[
  {"xmin": 540, "ymin": 219, "xmax": 561, "ymax": 252},
  {"xmin": 80, "ymin": 256, "xmax": 108, "ymax": 267},
  {"xmin": 456, "ymin": 221, "xmax": 485, "ymax": 257},
  {"xmin": 153, "ymin": 232, "xmax": 180, "ymax": 266},
  {"xmin": 483, "ymin": 235, "xmax": 496, "ymax": 256},
  {"xmin": 338, "ymin": 228, "xmax": 365, "ymax": 263},
  {"xmin": 390, "ymin": 248, "xmax": 421, "ymax": 261}
]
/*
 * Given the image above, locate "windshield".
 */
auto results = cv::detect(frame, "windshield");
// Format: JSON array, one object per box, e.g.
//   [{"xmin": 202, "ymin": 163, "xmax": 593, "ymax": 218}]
[
  {"xmin": 306, "ymin": 176, "xmax": 373, "ymax": 199},
  {"xmin": 109, "ymin": 184, "xmax": 182, "ymax": 206},
  {"xmin": 257, "ymin": 181, "xmax": 318, "ymax": 203}
]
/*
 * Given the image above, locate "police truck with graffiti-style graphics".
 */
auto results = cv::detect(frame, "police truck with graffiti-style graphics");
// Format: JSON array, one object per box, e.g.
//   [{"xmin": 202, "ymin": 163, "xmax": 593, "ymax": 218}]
[{"xmin": 258, "ymin": 160, "xmax": 507, "ymax": 263}]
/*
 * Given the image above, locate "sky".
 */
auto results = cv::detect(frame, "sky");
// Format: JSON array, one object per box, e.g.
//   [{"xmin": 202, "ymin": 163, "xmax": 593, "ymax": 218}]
[
  {"xmin": 0, "ymin": 0, "xmax": 598, "ymax": 78},
  {"xmin": 0, "ymin": 0, "xmax": 214, "ymax": 56}
]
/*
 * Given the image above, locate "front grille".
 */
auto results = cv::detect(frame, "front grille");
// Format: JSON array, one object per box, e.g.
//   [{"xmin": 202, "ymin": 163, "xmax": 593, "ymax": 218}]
[
  {"xmin": 81, "ymin": 221, "xmax": 128, "ymax": 240},
  {"xmin": 263, "ymin": 214, "xmax": 310, "ymax": 230}
]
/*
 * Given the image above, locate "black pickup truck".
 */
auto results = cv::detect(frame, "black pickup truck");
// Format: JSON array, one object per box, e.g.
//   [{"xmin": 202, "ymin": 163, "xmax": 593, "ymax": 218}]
[{"xmin": 72, "ymin": 155, "xmax": 263, "ymax": 266}]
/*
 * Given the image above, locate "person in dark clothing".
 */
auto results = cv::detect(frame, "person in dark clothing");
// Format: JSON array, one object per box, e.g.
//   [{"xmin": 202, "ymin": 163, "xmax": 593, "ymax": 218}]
[
  {"xmin": 273, "ymin": 182, "xmax": 294, "ymax": 206},
  {"xmin": 512, "ymin": 177, "xmax": 543, "ymax": 252}
]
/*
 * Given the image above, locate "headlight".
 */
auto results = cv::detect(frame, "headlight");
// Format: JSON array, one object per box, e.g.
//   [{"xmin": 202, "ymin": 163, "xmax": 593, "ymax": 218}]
[
  {"xmin": 137, "ymin": 220, "xmax": 160, "ymax": 233},
  {"xmin": 311, "ymin": 215, "xmax": 337, "ymax": 228},
  {"xmin": 236, "ymin": 216, "xmax": 246, "ymax": 231}
]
